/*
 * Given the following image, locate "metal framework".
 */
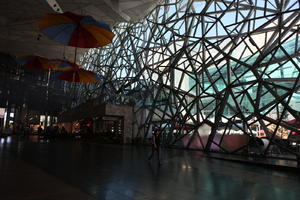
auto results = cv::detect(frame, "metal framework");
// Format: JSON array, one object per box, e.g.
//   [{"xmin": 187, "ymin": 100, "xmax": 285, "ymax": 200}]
[{"xmin": 79, "ymin": 0, "xmax": 300, "ymax": 159}]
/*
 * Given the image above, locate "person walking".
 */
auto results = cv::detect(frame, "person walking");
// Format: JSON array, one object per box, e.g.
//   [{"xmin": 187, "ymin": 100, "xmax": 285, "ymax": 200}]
[{"xmin": 148, "ymin": 129, "xmax": 161, "ymax": 164}]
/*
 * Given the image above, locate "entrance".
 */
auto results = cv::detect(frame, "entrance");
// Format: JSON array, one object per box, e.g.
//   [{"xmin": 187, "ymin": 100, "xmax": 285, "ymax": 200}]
[{"xmin": 94, "ymin": 116, "xmax": 123, "ymax": 143}]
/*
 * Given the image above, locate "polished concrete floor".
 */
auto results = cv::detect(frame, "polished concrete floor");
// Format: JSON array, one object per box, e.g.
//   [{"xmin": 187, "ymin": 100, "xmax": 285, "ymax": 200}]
[{"xmin": 0, "ymin": 136, "xmax": 300, "ymax": 200}]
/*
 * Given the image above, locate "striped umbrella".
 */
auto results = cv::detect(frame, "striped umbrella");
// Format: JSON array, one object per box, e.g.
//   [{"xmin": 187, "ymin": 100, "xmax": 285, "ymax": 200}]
[
  {"xmin": 53, "ymin": 68, "xmax": 101, "ymax": 83},
  {"xmin": 37, "ymin": 11, "xmax": 115, "ymax": 48},
  {"xmin": 17, "ymin": 55, "xmax": 56, "ymax": 70},
  {"xmin": 50, "ymin": 59, "xmax": 80, "ymax": 71}
]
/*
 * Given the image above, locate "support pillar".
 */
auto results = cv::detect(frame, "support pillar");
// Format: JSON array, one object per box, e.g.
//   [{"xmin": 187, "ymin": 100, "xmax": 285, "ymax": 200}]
[
  {"xmin": 0, "ymin": 118, "xmax": 4, "ymax": 133},
  {"xmin": 5, "ymin": 106, "xmax": 11, "ymax": 128},
  {"xmin": 92, "ymin": 118, "xmax": 96, "ymax": 134},
  {"xmin": 45, "ymin": 112, "xmax": 48, "ymax": 129}
]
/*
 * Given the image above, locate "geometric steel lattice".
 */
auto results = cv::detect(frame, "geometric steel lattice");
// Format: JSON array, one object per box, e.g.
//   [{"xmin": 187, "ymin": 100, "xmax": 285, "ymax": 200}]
[{"xmin": 80, "ymin": 0, "xmax": 300, "ymax": 159}]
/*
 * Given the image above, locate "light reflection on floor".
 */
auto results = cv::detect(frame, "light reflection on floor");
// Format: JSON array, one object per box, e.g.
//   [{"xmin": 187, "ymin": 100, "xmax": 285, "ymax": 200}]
[{"xmin": 0, "ymin": 137, "xmax": 299, "ymax": 200}]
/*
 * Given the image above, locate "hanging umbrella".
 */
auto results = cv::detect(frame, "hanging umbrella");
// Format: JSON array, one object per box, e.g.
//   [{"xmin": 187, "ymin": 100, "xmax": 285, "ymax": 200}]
[
  {"xmin": 53, "ymin": 68, "xmax": 101, "ymax": 83},
  {"xmin": 50, "ymin": 59, "xmax": 80, "ymax": 71},
  {"xmin": 17, "ymin": 55, "xmax": 56, "ymax": 70},
  {"xmin": 37, "ymin": 11, "xmax": 115, "ymax": 48}
]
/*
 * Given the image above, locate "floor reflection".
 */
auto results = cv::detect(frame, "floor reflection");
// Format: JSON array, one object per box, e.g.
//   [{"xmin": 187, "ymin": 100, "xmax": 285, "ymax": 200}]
[{"xmin": 0, "ymin": 137, "xmax": 300, "ymax": 200}]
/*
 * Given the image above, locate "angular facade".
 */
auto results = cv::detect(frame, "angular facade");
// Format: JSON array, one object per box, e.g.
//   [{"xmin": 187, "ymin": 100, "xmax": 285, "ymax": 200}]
[{"xmin": 80, "ymin": 0, "xmax": 300, "ymax": 159}]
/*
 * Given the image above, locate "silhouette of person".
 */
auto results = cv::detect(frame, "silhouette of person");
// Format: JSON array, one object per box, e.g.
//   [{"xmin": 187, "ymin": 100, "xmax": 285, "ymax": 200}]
[{"xmin": 148, "ymin": 129, "xmax": 161, "ymax": 164}]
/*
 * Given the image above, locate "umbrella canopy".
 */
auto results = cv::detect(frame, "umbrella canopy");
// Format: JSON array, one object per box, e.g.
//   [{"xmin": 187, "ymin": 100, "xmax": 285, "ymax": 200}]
[
  {"xmin": 50, "ymin": 59, "xmax": 80, "ymax": 71},
  {"xmin": 37, "ymin": 11, "xmax": 115, "ymax": 48},
  {"xmin": 54, "ymin": 68, "xmax": 100, "ymax": 83},
  {"xmin": 17, "ymin": 55, "xmax": 56, "ymax": 70}
]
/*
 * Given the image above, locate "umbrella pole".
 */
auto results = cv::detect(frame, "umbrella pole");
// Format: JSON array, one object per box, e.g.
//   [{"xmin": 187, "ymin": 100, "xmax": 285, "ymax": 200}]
[
  {"xmin": 45, "ymin": 68, "xmax": 51, "ymax": 129},
  {"xmin": 71, "ymin": 72, "xmax": 76, "ymax": 108},
  {"xmin": 74, "ymin": 47, "xmax": 77, "ymax": 64},
  {"xmin": 72, "ymin": 47, "xmax": 77, "ymax": 107},
  {"xmin": 63, "ymin": 45, "xmax": 66, "ymax": 59}
]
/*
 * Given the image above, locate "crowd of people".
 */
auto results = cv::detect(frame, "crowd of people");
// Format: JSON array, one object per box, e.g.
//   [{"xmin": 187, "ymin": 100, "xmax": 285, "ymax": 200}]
[
  {"xmin": 0, "ymin": 123, "xmax": 69, "ymax": 139},
  {"xmin": 0, "ymin": 123, "xmax": 123, "ymax": 142}
]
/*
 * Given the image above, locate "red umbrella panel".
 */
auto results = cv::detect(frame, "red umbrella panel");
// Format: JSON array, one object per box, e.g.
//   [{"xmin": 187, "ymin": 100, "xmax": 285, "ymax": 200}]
[
  {"xmin": 38, "ymin": 11, "xmax": 115, "ymax": 48},
  {"xmin": 54, "ymin": 68, "xmax": 101, "ymax": 83},
  {"xmin": 17, "ymin": 55, "xmax": 56, "ymax": 70}
]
